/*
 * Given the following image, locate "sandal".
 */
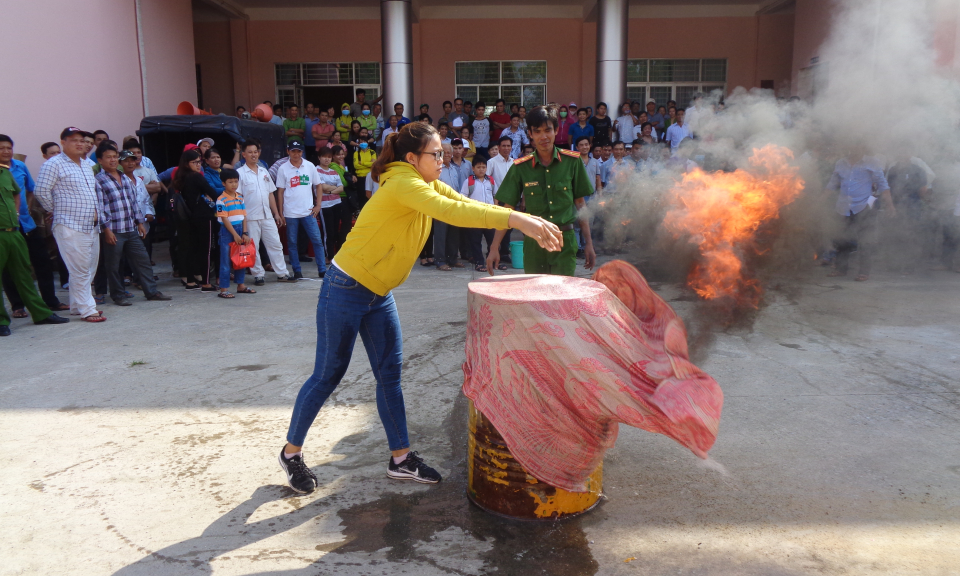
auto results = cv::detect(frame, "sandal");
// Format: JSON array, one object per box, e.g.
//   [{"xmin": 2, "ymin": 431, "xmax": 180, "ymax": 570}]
[
  {"xmin": 94, "ymin": 295, "xmax": 105, "ymax": 305},
  {"xmin": 420, "ymin": 259, "xmax": 432, "ymax": 266},
  {"xmin": 855, "ymin": 274, "xmax": 869, "ymax": 282},
  {"xmin": 12, "ymin": 309, "xmax": 27, "ymax": 319},
  {"xmin": 236, "ymin": 286, "xmax": 256, "ymax": 294},
  {"xmin": 81, "ymin": 311, "xmax": 107, "ymax": 323},
  {"xmin": 475, "ymin": 264, "xmax": 488, "ymax": 272},
  {"xmin": 201, "ymin": 285, "xmax": 217, "ymax": 292},
  {"xmin": 218, "ymin": 291, "xmax": 235, "ymax": 299},
  {"xmin": 437, "ymin": 264, "xmax": 452, "ymax": 271},
  {"xmin": 452, "ymin": 262, "xmax": 465, "ymax": 268},
  {"xmin": 497, "ymin": 264, "xmax": 508, "ymax": 271},
  {"xmin": 184, "ymin": 283, "xmax": 200, "ymax": 290}
]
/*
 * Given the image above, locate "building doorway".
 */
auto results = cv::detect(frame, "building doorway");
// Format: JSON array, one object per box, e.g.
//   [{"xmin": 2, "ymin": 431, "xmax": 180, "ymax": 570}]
[{"xmin": 303, "ymin": 86, "xmax": 355, "ymax": 112}]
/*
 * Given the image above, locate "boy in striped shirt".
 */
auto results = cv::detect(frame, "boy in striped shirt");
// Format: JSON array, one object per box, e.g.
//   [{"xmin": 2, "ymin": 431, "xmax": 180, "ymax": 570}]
[{"xmin": 215, "ymin": 168, "xmax": 254, "ymax": 298}]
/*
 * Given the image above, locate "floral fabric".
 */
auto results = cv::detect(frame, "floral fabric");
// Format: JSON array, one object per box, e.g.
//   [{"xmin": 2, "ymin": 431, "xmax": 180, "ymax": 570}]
[{"xmin": 462, "ymin": 260, "xmax": 723, "ymax": 492}]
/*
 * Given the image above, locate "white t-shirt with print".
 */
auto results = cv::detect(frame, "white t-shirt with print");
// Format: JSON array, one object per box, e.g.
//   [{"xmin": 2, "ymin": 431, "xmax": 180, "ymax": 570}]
[{"xmin": 276, "ymin": 159, "xmax": 320, "ymax": 218}]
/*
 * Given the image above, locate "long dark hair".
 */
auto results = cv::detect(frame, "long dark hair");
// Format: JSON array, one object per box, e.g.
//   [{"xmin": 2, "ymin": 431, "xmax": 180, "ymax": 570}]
[
  {"xmin": 370, "ymin": 122, "xmax": 438, "ymax": 183},
  {"xmin": 173, "ymin": 149, "xmax": 202, "ymax": 191}
]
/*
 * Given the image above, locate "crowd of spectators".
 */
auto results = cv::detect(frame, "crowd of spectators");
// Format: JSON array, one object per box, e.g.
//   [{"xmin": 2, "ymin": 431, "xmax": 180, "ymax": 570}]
[{"xmin": 2, "ymin": 88, "xmax": 957, "ymax": 335}]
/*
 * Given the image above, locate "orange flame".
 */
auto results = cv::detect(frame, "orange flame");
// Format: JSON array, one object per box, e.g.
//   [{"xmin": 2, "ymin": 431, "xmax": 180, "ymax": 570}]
[{"xmin": 663, "ymin": 145, "xmax": 804, "ymax": 306}]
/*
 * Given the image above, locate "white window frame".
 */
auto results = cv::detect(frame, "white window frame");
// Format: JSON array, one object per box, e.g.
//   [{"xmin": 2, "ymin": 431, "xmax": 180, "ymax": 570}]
[
  {"xmin": 274, "ymin": 62, "xmax": 382, "ymax": 110},
  {"xmin": 455, "ymin": 60, "xmax": 548, "ymax": 112},
  {"xmin": 625, "ymin": 59, "xmax": 727, "ymax": 109}
]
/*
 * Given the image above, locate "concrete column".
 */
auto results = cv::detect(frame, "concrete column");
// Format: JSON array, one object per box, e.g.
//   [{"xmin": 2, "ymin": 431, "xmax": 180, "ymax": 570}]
[
  {"xmin": 596, "ymin": 0, "xmax": 628, "ymax": 111},
  {"xmin": 381, "ymin": 0, "xmax": 414, "ymax": 119}
]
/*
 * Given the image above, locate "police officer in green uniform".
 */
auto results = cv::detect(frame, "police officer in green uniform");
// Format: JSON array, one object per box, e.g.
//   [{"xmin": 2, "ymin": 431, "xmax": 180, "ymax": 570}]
[
  {"xmin": 0, "ymin": 137, "xmax": 70, "ymax": 336},
  {"xmin": 487, "ymin": 104, "xmax": 596, "ymax": 276}
]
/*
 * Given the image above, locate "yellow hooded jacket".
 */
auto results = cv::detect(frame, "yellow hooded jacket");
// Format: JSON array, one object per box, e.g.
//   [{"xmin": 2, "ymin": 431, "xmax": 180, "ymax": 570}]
[
  {"xmin": 335, "ymin": 103, "xmax": 353, "ymax": 141},
  {"xmin": 335, "ymin": 162, "xmax": 513, "ymax": 295}
]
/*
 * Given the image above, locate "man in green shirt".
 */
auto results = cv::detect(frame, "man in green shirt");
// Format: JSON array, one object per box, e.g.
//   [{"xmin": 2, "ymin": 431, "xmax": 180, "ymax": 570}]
[
  {"xmin": 0, "ymin": 138, "xmax": 69, "ymax": 335},
  {"xmin": 283, "ymin": 105, "xmax": 306, "ymax": 145},
  {"xmin": 487, "ymin": 104, "xmax": 596, "ymax": 276}
]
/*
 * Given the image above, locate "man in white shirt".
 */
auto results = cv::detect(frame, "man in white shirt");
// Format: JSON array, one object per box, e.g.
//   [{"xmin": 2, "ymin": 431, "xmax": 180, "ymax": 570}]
[
  {"xmin": 35, "ymin": 127, "xmax": 106, "ymax": 321},
  {"xmin": 666, "ymin": 109, "xmax": 692, "ymax": 154},
  {"xmin": 275, "ymin": 141, "xmax": 326, "ymax": 280},
  {"xmin": 684, "ymin": 94, "xmax": 706, "ymax": 136},
  {"xmin": 487, "ymin": 137, "xmax": 514, "ymax": 186},
  {"xmin": 379, "ymin": 115, "xmax": 399, "ymax": 150},
  {"xmin": 237, "ymin": 139, "xmax": 292, "ymax": 285}
]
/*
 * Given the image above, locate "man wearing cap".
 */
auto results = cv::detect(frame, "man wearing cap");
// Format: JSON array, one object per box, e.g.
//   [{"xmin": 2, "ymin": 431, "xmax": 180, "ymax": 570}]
[
  {"xmin": 196, "ymin": 138, "xmax": 215, "ymax": 158},
  {"xmin": 486, "ymin": 105, "xmax": 596, "ymax": 277},
  {"xmin": 275, "ymin": 140, "xmax": 327, "ymax": 280},
  {"xmin": 237, "ymin": 139, "xmax": 292, "ymax": 285},
  {"xmin": 35, "ymin": 128, "xmax": 107, "ymax": 322},
  {"xmin": 0, "ymin": 135, "xmax": 70, "ymax": 336},
  {"xmin": 95, "ymin": 147, "xmax": 170, "ymax": 306}
]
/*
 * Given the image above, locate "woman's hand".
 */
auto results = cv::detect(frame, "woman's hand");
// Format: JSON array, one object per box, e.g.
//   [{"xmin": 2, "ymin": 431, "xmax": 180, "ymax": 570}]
[{"xmin": 509, "ymin": 212, "xmax": 563, "ymax": 252}]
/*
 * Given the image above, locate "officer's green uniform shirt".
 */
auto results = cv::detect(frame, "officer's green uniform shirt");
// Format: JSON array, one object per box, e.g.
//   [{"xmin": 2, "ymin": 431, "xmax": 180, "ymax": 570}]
[
  {"xmin": 0, "ymin": 166, "xmax": 21, "ymax": 229},
  {"xmin": 495, "ymin": 146, "xmax": 593, "ymax": 276},
  {"xmin": 495, "ymin": 146, "xmax": 593, "ymax": 226},
  {"xmin": 0, "ymin": 166, "xmax": 53, "ymax": 325}
]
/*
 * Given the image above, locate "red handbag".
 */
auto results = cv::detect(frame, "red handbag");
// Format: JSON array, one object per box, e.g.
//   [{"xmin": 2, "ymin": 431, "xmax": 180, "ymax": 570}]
[{"xmin": 230, "ymin": 241, "xmax": 256, "ymax": 270}]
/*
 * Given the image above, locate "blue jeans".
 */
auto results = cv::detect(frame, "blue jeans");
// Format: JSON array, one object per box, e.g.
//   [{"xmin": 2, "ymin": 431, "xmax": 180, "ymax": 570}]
[
  {"xmin": 286, "ymin": 265, "xmax": 408, "ymax": 450},
  {"xmin": 219, "ymin": 222, "xmax": 246, "ymax": 289},
  {"xmin": 286, "ymin": 216, "xmax": 327, "ymax": 275}
]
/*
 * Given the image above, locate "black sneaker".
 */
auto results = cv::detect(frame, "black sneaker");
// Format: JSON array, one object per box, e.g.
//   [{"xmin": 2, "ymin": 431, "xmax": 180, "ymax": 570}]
[
  {"xmin": 292, "ymin": 270, "xmax": 304, "ymax": 280},
  {"xmin": 386, "ymin": 451, "xmax": 442, "ymax": 484},
  {"xmin": 318, "ymin": 271, "xmax": 325, "ymax": 279},
  {"xmin": 254, "ymin": 277, "xmax": 265, "ymax": 286},
  {"xmin": 277, "ymin": 448, "xmax": 318, "ymax": 494}
]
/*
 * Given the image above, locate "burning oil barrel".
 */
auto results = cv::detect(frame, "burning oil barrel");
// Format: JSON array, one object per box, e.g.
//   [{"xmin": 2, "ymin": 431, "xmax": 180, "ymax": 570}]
[{"xmin": 467, "ymin": 400, "xmax": 603, "ymax": 520}]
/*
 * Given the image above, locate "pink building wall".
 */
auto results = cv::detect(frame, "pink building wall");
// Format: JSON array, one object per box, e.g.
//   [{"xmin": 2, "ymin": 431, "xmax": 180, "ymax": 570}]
[
  {"xmin": 194, "ymin": 15, "xmax": 795, "ymax": 117},
  {"xmin": 791, "ymin": 0, "xmax": 835, "ymax": 92},
  {"xmin": 1, "ymin": 0, "xmax": 196, "ymax": 174}
]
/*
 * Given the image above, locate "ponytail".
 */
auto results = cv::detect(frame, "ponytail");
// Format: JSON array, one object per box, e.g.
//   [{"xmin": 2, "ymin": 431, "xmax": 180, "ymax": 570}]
[{"xmin": 370, "ymin": 122, "xmax": 438, "ymax": 183}]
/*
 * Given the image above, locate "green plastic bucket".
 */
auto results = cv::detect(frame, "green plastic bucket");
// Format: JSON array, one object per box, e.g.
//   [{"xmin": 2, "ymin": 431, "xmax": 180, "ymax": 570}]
[{"xmin": 510, "ymin": 241, "xmax": 524, "ymax": 269}]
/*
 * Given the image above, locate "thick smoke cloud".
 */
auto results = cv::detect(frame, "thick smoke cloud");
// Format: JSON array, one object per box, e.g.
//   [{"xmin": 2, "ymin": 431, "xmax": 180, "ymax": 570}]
[{"xmin": 599, "ymin": 0, "xmax": 960, "ymax": 300}]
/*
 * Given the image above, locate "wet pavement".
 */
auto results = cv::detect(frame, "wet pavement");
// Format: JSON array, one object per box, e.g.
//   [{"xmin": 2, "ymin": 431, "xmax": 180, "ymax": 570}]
[{"xmin": 2, "ymin": 244, "xmax": 959, "ymax": 575}]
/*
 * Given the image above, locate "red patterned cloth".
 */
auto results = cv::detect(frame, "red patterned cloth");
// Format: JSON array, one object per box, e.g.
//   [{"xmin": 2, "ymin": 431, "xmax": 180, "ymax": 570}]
[{"xmin": 462, "ymin": 260, "xmax": 723, "ymax": 492}]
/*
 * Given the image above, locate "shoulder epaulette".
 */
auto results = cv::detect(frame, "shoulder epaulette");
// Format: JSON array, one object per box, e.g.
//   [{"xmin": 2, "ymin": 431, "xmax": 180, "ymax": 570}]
[
  {"xmin": 559, "ymin": 149, "xmax": 580, "ymax": 158},
  {"xmin": 514, "ymin": 155, "xmax": 533, "ymax": 165}
]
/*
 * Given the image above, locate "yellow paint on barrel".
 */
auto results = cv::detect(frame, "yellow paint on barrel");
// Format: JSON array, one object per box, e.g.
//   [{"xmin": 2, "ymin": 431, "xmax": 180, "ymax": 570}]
[{"xmin": 467, "ymin": 400, "xmax": 603, "ymax": 520}]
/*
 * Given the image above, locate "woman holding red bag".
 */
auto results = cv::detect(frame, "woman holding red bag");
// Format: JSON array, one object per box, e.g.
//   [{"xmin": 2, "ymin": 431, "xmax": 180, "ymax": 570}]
[{"xmin": 214, "ymin": 168, "xmax": 255, "ymax": 298}]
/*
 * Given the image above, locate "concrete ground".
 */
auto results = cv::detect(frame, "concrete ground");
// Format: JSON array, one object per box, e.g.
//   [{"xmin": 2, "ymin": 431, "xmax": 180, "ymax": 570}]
[{"xmin": 2, "ymin": 242, "xmax": 959, "ymax": 576}]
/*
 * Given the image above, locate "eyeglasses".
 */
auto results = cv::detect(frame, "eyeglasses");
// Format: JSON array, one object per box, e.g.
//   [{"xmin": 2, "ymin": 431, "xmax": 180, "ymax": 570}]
[
  {"xmin": 422, "ymin": 149, "xmax": 443, "ymax": 162},
  {"xmin": 189, "ymin": 160, "xmax": 202, "ymax": 165}
]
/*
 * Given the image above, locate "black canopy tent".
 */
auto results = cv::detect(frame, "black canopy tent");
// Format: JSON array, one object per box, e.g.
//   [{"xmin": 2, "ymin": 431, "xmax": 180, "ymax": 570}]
[{"xmin": 136, "ymin": 115, "xmax": 285, "ymax": 173}]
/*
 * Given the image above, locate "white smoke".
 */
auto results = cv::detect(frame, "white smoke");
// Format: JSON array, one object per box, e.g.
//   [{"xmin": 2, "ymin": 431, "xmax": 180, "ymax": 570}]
[{"xmin": 599, "ymin": 0, "xmax": 960, "ymax": 286}]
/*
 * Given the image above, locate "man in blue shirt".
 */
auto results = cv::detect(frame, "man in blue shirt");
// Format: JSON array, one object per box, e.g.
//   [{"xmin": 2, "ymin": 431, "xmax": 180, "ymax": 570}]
[
  {"xmin": 393, "ymin": 103, "xmax": 411, "ymax": 128},
  {"xmin": 0, "ymin": 135, "xmax": 67, "ymax": 316},
  {"xmin": 827, "ymin": 146, "xmax": 892, "ymax": 281},
  {"xmin": 303, "ymin": 103, "xmax": 320, "ymax": 164}
]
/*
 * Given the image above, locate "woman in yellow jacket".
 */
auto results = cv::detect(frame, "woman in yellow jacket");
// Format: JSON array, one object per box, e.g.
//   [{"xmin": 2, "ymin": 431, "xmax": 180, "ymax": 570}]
[
  {"xmin": 352, "ymin": 141, "xmax": 376, "ymax": 180},
  {"xmin": 278, "ymin": 122, "xmax": 562, "ymax": 492},
  {"xmin": 334, "ymin": 103, "xmax": 353, "ymax": 142}
]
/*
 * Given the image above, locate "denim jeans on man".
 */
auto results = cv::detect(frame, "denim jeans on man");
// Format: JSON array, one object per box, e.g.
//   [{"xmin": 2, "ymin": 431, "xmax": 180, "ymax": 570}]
[
  {"xmin": 286, "ymin": 265, "xmax": 407, "ymax": 449},
  {"xmin": 219, "ymin": 223, "xmax": 246, "ymax": 289},
  {"xmin": 286, "ymin": 216, "xmax": 327, "ymax": 275}
]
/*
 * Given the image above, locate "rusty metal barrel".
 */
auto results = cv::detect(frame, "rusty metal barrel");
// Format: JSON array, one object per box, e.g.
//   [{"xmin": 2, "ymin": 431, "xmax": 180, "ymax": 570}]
[{"xmin": 466, "ymin": 401, "xmax": 603, "ymax": 520}]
